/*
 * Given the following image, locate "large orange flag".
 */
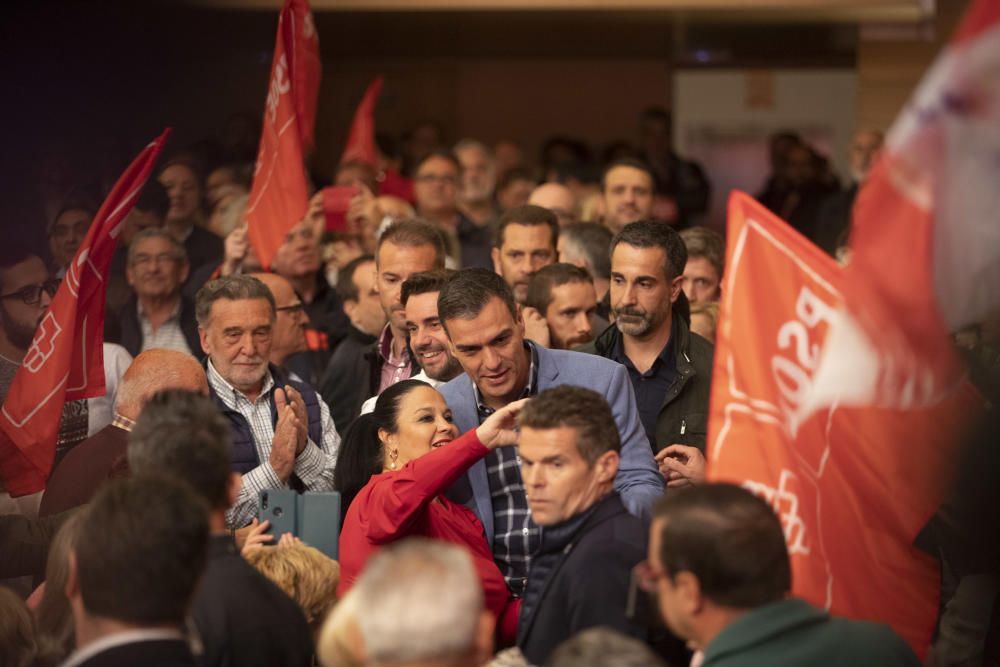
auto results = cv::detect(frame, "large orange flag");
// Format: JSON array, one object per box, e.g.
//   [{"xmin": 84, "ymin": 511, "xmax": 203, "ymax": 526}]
[
  {"xmin": 340, "ymin": 75, "xmax": 384, "ymax": 167},
  {"xmin": 707, "ymin": 192, "xmax": 975, "ymax": 657},
  {"xmin": 0, "ymin": 130, "xmax": 170, "ymax": 496},
  {"xmin": 246, "ymin": 0, "xmax": 320, "ymax": 270}
]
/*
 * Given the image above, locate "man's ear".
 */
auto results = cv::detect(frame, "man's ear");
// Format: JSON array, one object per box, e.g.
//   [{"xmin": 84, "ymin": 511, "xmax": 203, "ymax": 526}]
[
  {"xmin": 342, "ymin": 299, "xmax": 358, "ymax": 322},
  {"xmin": 65, "ymin": 550, "xmax": 81, "ymax": 602},
  {"xmin": 227, "ymin": 472, "xmax": 241, "ymax": 508},
  {"xmin": 491, "ymin": 247, "xmax": 502, "ymax": 275},
  {"xmin": 179, "ymin": 261, "xmax": 190, "ymax": 284},
  {"xmin": 595, "ymin": 450, "xmax": 620, "ymax": 484},
  {"xmin": 199, "ymin": 327, "xmax": 211, "ymax": 356},
  {"xmin": 670, "ymin": 273, "xmax": 684, "ymax": 304},
  {"xmin": 675, "ymin": 570, "xmax": 704, "ymax": 615}
]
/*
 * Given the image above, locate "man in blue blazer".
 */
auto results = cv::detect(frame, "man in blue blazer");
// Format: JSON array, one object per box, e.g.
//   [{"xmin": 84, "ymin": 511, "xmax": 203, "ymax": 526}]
[{"xmin": 437, "ymin": 268, "xmax": 664, "ymax": 597}]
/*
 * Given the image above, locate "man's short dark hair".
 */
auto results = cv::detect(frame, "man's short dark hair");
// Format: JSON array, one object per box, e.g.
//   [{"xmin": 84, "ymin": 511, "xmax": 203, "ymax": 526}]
[
  {"xmin": 600, "ymin": 158, "xmax": 655, "ymax": 192},
  {"xmin": 376, "ymin": 219, "xmax": 447, "ymax": 270},
  {"xmin": 559, "ymin": 222, "xmax": 613, "ymax": 280},
  {"xmin": 518, "ymin": 386, "xmax": 620, "ymax": 464},
  {"xmin": 494, "ymin": 205, "xmax": 558, "ymax": 250},
  {"xmin": 400, "ymin": 269, "xmax": 455, "ymax": 307},
  {"xmin": 497, "ymin": 167, "xmax": 535, "ymax": 193},
  {"xmin": 640, "ymin": 106, "xmax": 673, "ymax": 128},
  {"xmin": 680, "ymin": 226, "xmax": 725, "ymax": 280},
  {"xmin": 195, "ymin": 274, "xmax": 276, "ymax": 328},
  {"xmin": 135, "ymin": 180, "xmax": 170, "ymax": 221},
  {"xmin": 127, "ymin": 228, "xmax": 188, "ymax": 267},
  {"xmin": 524, "ymin": 263, "xmax": 592, "ymax": 315},
  {"xmin": 74, "ymin": 475, "xmax": 209, "ymax": 625},
  {"xmin": 413, "ymin": 149, "xmax": 460, "ymax": 175},
  {"xmin": 437, "ymin": 268, "xmax": 517, "ymax": 330},
  {"xmin": 128, "ymin": 390, "xmax": 233, "ymax": 511},
  {"xmin": 335, "ymin": 254, "xmax": 375, "ymax": 304},
  {"xmin": 0, "ymin": 242, "xmax": 41, "ymax": 294},
  {"xmin": 611, "ymin": 220, "xmax": 687, "ymax": 282},
  {"xmin": 652, "ymin": 483, "xmax": 791, "ymax": 609}
]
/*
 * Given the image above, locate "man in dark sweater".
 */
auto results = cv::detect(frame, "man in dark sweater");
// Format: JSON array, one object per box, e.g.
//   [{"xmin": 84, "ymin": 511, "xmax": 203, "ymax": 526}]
[
  {"xmin": 128, "ymin": 389, "xmax": 313, "ymax": 667},
  {"xmin": 515, "ymin": 386, "xmax": 648, "ymax": 665}
]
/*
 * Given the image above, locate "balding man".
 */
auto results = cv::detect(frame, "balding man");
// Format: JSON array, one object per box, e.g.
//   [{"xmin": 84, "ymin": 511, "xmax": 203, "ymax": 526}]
[
  {"xmin": 38, "ymin": 349, "xmax": 208, "ymax": 517},
  {"xmin": 528, "ymin": 183, "xmax": 577, "ymax": 227},
  {"xmin": 251, "ymin": 272, "xmax": 318, "ymax": 384}
]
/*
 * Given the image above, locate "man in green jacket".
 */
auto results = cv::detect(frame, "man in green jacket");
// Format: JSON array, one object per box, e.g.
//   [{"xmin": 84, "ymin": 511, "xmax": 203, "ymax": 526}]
[
  {"xmin": 641, "ymin": 484, "xmax": 920, "ymax": 667},
  {"xmin": 577, "ymin": 219, "xmax": 713, "ymax": 488}
]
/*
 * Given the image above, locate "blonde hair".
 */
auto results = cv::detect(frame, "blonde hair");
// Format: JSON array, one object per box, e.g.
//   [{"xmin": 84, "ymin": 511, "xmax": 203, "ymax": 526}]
[
  {"xmin": 316, "ymin": 588, "xmax": 364, "ymax": 667},
  {"xmin": 244, "ymin": 544, "xmax": 340, "ymax": 627},
  {"xmin": 690, "ymin": 300, "xmax": 720, "ymax": 342}
]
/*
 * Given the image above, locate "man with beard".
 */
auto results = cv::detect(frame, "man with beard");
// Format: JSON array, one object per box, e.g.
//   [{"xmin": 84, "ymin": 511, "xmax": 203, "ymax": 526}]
[
  {"xmin": 491, "ymin": 205, "xmax": 558, "ymax": 304},
  {"xmin": 359, "ymin": 269, "xmax": 462, "ymax": 414},
  {"xmin": 0, "ymin": 243, "xmax": 85, "ymax": 511},
  {"xmin": 523, "ymin": 263, "xmax": 600, "ymax": 350},
  {"xmin": 601, "ymin": 159, "xmax": 655, "ymax": 234},
  {"xmin": 579, "ymin": 220, "xmax": 713, "ymax": 489},
  {"xmin": 455, "ymin": 139, "xmax": 499, "ymax": 228}
]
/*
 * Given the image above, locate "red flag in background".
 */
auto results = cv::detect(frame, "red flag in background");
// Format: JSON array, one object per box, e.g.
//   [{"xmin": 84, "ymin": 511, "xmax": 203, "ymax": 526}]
[
  {"xmin": 340, "ymin": 75, "xmax": 384, "ymax": 167},
  {"xmin": 0, "ymin": 130, "xmax": 170, "ymax": 496},
  {"xmin": 707, "ymin": 193, "xmax": 975, "ymax": 657},
  {"xmin": 246, "ymin": 0, "xmax": 321, "ymax": 270}
]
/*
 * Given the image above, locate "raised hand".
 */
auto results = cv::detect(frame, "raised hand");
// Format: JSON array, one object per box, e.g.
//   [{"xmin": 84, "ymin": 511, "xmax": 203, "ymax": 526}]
[
  {"xmin": 655, "ymin": 444, "xmax": 706, "ymax": 488},
  {"xmin": 476, "ymin": 398, "xmax": 530, "ymax": 450},
  {"xmin": 521, "ymin": 306, "xmax": 551, "ymax": 349}
]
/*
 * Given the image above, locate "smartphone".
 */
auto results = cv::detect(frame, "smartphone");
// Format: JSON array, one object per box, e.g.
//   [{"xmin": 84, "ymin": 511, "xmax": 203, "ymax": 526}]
[
  {"xmin": 258, "ymin": 489, "xmax": 297, "ymax": 543},
  {"xmin": 298, "ymin": 492, "xmax": 341, "ymax": 560},
  {"xmin": 322, "ymin": 185, "xmax": 360, "ymax": 232}
]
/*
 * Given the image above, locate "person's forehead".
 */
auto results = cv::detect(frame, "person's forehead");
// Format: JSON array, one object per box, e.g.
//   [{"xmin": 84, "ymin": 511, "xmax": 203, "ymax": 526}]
[
  {"xmin": 446, "ymin": 298, "xmax": 516, "ymax": 341},
  {"xmin": 519, "ymin": 424, "xmax": 583, "ymax": 458},
  {"xmin": 208, "ymin": 297, "xmax": 273, "ymax": 325},
  {"xmin": 503, "ymin": 223, "xmax": 554, "ymax": 249},
  {"xmin": 613, "ymin": 244, "xmax": 666, "ymax": 272},
  {"xmin": 133, "ymin": 235, "xmax": 174, "ymax": 254},
  {"xmin": 160, "ymin": 164, "xmax": 197, "ymax": 183},
  {"xmin": 404, "ymin": 291, "xmax": 440, "ymax": 320},
  {"xmin": 417, "ymin": 156, "xmax": 457, "ymax": 176},
  {"xmin": 378, "ymin": 242, "xmax": 437, "ymax": 271},
  {"xmin": 549, "ymin": 280, "xmax": 596, "ymax": 307},
  {"xmin": 606, "ymin": 166, "xmax": 652, "ymax": 188},
  {"xmin": 457, "ymin": 146, "xmax": 489, "ymax": 166},
  {"xmin": 684, "ymin": 256, "xmax": 719, "ymax": 279},
  {"xmin": 1, "ymin": 256, "xmax": 47, "ymax": 290},
  {"xmin": 352, "ymin": 261, "xmax": 377, "ymax": 289},
  {"xmin": 54, "ymin": 209, "xmax": 91, "ymax": 226}
]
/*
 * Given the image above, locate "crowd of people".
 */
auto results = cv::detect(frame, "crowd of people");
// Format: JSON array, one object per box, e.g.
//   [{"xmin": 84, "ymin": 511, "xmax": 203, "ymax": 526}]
[{"xmin": 0, "ymin": 104, "xmax": 996, "ymax": 667}]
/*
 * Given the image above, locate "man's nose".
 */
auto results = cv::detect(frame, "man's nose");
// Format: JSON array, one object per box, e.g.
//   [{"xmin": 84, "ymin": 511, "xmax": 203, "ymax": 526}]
[{"xmin": 481, "ymin": 346, "xmax": 501, "ymax": 371}]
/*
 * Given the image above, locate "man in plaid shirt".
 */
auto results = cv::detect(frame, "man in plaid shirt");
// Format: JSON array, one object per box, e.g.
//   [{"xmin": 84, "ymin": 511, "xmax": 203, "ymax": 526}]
[{"xmin": 196, "ymin": 275, "xmax": 340, "ymax": 528}]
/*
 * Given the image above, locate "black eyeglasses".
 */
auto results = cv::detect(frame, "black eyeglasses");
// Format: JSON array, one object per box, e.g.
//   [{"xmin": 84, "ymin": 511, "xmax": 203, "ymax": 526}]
[{"xmin": 0, "ymin": 279, "xmax": 60, "ymax": 306}]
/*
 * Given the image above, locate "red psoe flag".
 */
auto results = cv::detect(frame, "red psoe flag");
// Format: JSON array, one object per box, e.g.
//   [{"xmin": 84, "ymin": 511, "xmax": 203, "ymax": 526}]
[
  {"xmin": 0, "ymin": 129, "xmax": 170, "ymax": 496},
  {"xmin": 340, "ymin": 75, "xmax": 384, "ymax": 167},
  {"xmin": 246, "ymin": 0, "xmax": 321, "ymax": 270},
  {"xmin": 707, "ymin": 192, "xmax": 974, "ymax": 657}
]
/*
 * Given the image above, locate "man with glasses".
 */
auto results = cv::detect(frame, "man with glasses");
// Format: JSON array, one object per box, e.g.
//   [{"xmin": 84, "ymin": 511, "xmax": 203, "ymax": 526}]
[
  {"xmin": 48, "ymin": 200, "xmax": 94, "ymax": 279},
  {"xmin": 513, "ymin": 386, "xmax": 648, "ymax": 665},
  {"xmin": 251, "ymin": 272, "xmax": 311, "ymax": 375},
  {"xmin": 413, "ymin": 150, "xmax": 493, "ymax": 269},
  {"xmin": 105, "ymin": 228, "xmax": 200, "ymax": 357},
  {"xmin": 0, "ymin": 243, "xmax": 82, "ymax": 511}
]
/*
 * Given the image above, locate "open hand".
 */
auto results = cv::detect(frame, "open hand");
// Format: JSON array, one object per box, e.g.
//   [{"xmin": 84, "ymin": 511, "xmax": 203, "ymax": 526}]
[{"xmin": 476, "ymin": 398, "xmax": 530, "ymax": 450}]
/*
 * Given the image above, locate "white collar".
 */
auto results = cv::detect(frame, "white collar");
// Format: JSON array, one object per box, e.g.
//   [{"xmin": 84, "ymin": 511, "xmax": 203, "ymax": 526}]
[{"xmin": 60, "ymin": 628, "xmax": 185, "ymax": 667}]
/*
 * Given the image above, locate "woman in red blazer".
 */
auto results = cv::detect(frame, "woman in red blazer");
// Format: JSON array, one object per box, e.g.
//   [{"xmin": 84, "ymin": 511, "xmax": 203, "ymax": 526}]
[{"xmin": 334, "ymin": 379, "xmax": 524, "ymax": 644}]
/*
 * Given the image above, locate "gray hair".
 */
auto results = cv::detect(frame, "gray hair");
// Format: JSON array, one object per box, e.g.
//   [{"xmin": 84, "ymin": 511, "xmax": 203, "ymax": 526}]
[
  {"xmin": 546, "ymin": 627, "xmax": 666, "ymax": 667},
  {"xmin": 354, "ymin": 538, "xmax": 482, "ymax": 663},
  {"xmin": 127, "ymin": 227, "xmax": 188, "ymax": 266},
  {"xmin": 453, "ymin": 138, "xmax": 495, "ymax": 162},
  {"xmin": 195, "ymin": 274, "xmax": 276, "ymax": 328}
]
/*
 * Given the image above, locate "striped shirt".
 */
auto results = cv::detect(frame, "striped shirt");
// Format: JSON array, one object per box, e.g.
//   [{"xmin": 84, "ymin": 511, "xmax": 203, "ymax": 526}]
[
  {"xmin": 137, "ymin": 299, "xmax": 192, "ymax": 355},
  {"xmin": 207, "ymin": 361, "xmax": 340, "ymax": 528}
]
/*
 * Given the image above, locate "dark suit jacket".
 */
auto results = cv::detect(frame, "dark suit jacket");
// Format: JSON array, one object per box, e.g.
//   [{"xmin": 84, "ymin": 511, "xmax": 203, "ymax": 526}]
[
  {"xmin": 191, "ymin": 535, "xmax": 314, "ymax": 667},
  {"xmin": 517, "ymin": 493, "xmax": 648, "ymax": 665},
  {"xmin": 71, "ymin": 638, "xmax": 195, "ymax": 667},
  {"xmin": 39, "ymin": 425, "xmax": 129, "ymax": 518},
  {"xmin": 104, "ymin": 294, "xmax": 201, "ymax": 358},
  {"xmin": 318, "ymin": 326, "xmax": 381, "ymax": 436}
]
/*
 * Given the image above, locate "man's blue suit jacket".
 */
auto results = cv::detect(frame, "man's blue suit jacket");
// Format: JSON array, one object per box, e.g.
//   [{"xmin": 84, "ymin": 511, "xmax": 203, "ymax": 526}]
[{"xmin": 438, "ymin": 341, "xmax": 665, "ymax": 545}]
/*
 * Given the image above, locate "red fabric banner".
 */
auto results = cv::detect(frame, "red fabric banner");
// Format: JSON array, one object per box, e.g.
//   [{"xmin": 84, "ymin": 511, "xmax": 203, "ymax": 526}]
[
  {"xmin": 246, "ymin": 0, "xmax": 321, "ymax": 270},
  {"xmin": 340, "ymin": 75, "xmax": 384, "ymax": 167},
  {"xmin": 707, "ymin": 192, "xmax": 974, "ymax": 657},
  {"xmin": 0, "ymin": 129, "xmax": 170, "ymax": 496}
]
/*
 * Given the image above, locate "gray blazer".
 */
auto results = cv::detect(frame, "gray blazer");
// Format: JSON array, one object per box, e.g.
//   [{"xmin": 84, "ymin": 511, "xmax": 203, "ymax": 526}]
[{"xmin": 438, "ymin": 341, "xmax": 664, "ymax": 544}]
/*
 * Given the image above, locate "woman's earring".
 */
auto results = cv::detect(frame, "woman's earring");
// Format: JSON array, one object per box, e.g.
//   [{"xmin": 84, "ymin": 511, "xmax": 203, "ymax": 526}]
[{"xmin": 389, "ymin": 449, "xmax": 398, "ymax": 470}]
